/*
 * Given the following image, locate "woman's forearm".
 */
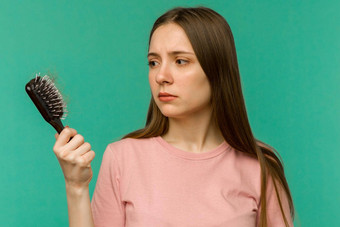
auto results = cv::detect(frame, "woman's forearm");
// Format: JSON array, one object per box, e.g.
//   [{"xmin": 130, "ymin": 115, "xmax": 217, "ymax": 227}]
[{"xmin": 65, "ymin": 184, "xmax": 94, "ymax": 227}]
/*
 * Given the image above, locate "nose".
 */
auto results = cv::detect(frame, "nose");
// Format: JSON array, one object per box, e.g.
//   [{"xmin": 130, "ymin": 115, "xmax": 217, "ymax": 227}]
[{"xmin": 155, "ymin": 62, "xmax": 173, "ymax": 85}]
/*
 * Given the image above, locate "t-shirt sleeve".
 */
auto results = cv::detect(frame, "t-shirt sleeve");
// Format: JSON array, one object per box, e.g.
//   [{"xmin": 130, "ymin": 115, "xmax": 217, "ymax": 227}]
[
  {"xmin": 91, "ymin": 144, "xmax": 125, "ymax": 227},
  {"xmin": 256, "ymin": 175, "xmax": 294, "ymax": 227}
]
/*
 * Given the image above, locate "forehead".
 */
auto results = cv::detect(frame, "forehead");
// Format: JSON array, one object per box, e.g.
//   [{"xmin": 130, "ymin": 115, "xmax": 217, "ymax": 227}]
[{"xmin": 149, "ymin": 23, "xmax": 194, "ymax": 52}]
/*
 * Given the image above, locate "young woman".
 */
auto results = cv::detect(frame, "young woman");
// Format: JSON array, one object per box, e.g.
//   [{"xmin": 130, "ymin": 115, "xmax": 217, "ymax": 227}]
[{"xmin": 53, "ymin": 7, "xmax": 295, "ymax": 227}]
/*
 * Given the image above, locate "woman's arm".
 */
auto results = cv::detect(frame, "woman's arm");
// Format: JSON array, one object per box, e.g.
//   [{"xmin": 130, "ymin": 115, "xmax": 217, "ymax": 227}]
[
  {"xmin": 53, "ymin": 126, "xmax": 96, "ymax": 227},
  {"xmin": 66, "ymin": 185, "xmax": 94, "ymax": 227},
  {"xmin": 256, "ymin": 175, "xmax": 294, "ymax": 227},
  {"xmin": 90, "ymin": 144, "xmax": 126, "ymax": 226}
]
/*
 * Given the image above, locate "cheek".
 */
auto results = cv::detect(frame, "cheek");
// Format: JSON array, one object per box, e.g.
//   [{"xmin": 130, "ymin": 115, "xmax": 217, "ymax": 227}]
[
  {"xmin": 182, "ymin": 73, "xmax": 211, "ymax": 97},
  {"xmin": 196, "ymin": 82, "xmax": 211, "ymax": 101},
  {"xmin": 148, "ymin": 73, "xmax": 157, "ymax": 94},
  {"xmin": 148, "ymin": 72, "xmax": 152, "ymax": 85},
  {"xmin": 193, "ymin": 77, "xmax": 212, "ymax": 105}
]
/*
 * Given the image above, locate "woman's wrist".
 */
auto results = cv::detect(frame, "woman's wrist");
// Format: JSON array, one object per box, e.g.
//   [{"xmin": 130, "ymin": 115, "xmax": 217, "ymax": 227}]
[{"xmin": 65, "ymin": 182, "xmax": 89, "ymax": 196}]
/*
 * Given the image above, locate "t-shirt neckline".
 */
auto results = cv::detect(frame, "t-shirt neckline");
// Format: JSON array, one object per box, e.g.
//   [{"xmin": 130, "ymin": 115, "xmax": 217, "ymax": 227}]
[{"xmin": 154, "ymin": 136, "xmax": 231, "ymax": 160}]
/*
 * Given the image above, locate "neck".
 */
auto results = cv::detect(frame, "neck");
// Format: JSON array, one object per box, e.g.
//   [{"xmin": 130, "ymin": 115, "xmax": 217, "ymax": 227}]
[{"xmin": 162, "ymin": 108, "xmax": 224, "ymax": 153}]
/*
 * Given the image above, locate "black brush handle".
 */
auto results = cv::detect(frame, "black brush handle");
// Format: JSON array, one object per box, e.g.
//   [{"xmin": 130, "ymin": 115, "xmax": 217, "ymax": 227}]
[
  {"xmin": 50, "ymin": 118, "xmax": 64, "ymax": 134},
  {"xmin": 50, "ymin": 119, "xmax": 74, "ymax": 142}
]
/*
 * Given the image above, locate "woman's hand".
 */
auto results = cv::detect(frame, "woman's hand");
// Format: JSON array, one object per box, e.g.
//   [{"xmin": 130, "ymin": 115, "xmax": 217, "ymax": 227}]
[{"xmin": 53, "ymin": 126, "xmax": 96, "ymax": 190}]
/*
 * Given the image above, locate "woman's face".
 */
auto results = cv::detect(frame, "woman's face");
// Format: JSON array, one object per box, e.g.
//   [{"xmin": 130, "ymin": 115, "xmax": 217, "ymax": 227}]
[{"xmin": 148, "ymin": 23, "xmax": 212, "ymax": 119}]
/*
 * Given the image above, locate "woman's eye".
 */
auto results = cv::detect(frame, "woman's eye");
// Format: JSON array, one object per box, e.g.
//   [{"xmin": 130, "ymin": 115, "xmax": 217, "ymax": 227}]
[
  {"xmin": 176, "ymin": 59, "xmax": 188, "ymax": 65},
  {"xmin": 148, "ymin": 61, "xmax": 159, "ymax": 67}
]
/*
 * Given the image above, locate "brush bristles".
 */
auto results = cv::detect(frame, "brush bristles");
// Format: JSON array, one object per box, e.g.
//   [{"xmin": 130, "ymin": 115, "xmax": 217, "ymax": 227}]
[{"xmin": 34, "ymin": 73, "xmax": 68, "ymax": 120}]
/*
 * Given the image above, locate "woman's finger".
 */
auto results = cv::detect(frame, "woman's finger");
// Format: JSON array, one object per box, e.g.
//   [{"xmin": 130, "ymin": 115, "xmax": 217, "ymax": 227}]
[
  {"xmin": 54, "ymin": 127, "xmax": 77, "ymax": 148},
  {"xmin": 81, "ymin": 150, "xmax": 96, "ymax": 167},
  {"xmin": 74, "ymin": 142, "xmax": 92, "ymax": 157},
  {"xmin": 63, "ymin": 134, "xmax": 85, "ymax": 151},
  {"xmin": 64, "ymin": 141, "xmax": 91, "ymax": 162}
]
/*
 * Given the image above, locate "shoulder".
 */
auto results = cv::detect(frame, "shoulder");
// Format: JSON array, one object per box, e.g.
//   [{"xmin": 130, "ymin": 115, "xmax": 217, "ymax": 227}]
[
  {"xmin": 108, "ymin": 137, "xmax": 157, "ymax": 151},
  {"xmin": 232, "ymin": 148, "xmax": 261, "ymax": 175},
  {"xmin": 105, "ymin": 137, "xmax": 159, "ymax": 160},
  {"xmin": 226, "ymin": 148, "xmax": 263, "ymax": 196}
]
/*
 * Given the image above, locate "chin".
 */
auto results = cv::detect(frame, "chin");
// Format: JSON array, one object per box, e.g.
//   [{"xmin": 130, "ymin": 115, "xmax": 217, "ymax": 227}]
[{"xmin": 159, "ymin": 108, "xmax": 188, "ymax": 119}]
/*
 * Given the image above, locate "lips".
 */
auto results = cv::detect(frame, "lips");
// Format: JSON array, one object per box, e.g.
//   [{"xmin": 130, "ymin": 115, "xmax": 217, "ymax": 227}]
[
  {"xmin": 158, "ymin": 92, "xmax": 176, "ymax": 97},
  {"xmin": 158, "ymin": 92, "xmax": 177, "ymax": 102}
]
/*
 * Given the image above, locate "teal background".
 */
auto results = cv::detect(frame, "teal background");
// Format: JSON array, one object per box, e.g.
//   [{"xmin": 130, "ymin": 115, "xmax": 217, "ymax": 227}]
[{"xmin": 1, "ymin": 0, "xmax": 339, "ymax": 226}]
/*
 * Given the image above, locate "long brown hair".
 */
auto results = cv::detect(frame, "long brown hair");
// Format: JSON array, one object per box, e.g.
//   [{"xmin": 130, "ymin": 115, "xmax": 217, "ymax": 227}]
[{"xmin": 123, "ymin": 7, "xmax": 294, "ymax": 226}]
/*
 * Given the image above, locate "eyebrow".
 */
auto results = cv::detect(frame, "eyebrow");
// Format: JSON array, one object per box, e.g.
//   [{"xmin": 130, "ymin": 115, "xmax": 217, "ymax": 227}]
[{"xmin": 147, "ymin": 51, "xmax": 195, "ymax": 58}]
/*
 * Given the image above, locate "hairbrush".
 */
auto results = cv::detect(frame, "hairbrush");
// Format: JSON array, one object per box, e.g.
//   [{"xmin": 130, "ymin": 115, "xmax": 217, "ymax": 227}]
[{"xmin": 25, "ymin": 73, "xmax": 68, "ymax": 133}]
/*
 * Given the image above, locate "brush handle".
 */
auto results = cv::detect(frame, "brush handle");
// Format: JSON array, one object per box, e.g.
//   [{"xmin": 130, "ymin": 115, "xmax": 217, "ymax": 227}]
[
  {"xmin": 50, "ymin": 118, "xmax": 64, "ymax": 134},
  {"xmin": 50, "ymin": 118, "xmax": 74, "ymax": 141}
]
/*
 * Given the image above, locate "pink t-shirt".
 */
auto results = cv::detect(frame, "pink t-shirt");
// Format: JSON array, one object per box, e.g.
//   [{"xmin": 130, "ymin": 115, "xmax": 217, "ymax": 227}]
[{"xmin": 91, "ymin": 136, "xmax": 293, "ymax": 227}]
